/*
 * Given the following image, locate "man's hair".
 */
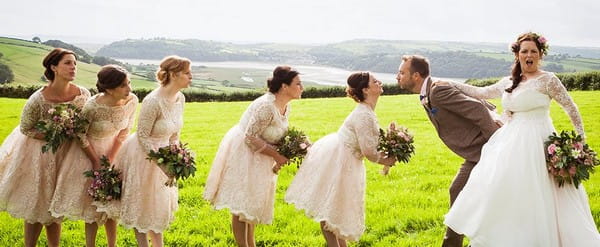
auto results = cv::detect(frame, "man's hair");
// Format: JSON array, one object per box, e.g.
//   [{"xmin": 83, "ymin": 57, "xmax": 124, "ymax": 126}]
[{"xmin": 402, "ymin": 55, "xmax": 430, "ymax": 78}]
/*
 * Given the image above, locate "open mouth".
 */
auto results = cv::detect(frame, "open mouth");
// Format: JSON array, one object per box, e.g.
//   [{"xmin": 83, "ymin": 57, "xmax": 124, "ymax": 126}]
[{"xmin": 525, "ymin": 60, "xmax": 534, "ymax": 66}]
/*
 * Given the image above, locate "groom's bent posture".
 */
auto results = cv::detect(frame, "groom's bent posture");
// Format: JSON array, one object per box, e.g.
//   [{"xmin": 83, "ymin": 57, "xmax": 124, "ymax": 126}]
[{"xmin": 396, "ymin": 55, "xmax": 500, "ymax": 247}]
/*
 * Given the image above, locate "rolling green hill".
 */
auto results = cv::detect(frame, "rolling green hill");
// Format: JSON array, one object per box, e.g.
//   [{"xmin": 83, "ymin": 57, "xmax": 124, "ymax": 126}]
[
  {"xmin": 0, "ymin": 37, "xmax": 156, "ymax": 89},
  {"xmin": 96, "ymin": 38, "xmax": 600, "ymax": 79}
]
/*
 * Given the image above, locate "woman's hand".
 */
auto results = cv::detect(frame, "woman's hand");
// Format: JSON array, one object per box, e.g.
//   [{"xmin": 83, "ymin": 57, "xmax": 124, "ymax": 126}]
[{"xmin": 272, "ymin": 155, "xmax": 289, "ymax": 174}]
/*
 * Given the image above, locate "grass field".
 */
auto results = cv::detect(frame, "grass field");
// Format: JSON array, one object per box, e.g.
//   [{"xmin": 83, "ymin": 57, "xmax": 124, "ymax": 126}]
[{"xmin": 0, "ymin": 92, "xmax": 599, "ymax": 246}]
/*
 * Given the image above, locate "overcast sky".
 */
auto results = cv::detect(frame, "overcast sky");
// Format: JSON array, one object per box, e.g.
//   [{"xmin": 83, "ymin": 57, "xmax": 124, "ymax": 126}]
[{"xmin": 1, "ymin": 0, "xmax": 598, "ymax": 47}]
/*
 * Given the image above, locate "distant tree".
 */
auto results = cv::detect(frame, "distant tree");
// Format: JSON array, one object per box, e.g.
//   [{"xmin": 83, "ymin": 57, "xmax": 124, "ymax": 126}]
[
  {"xmin": 145, "ymin": 71, "xmax": 156, "ymax": 81},
  {"xmin": 0, "ymin": 63, "xmax": 15, "ymax": 84},
  {"xmin": 0, "ymin": 52, "xmax": 3, "ymax": 59},
  {"xmin": 32, "ymin": 37, "xmax": 41, "ymax": 43},
  {"xmin": 43, "ymin": 40, "xmax": 93, "ymax": 63}
]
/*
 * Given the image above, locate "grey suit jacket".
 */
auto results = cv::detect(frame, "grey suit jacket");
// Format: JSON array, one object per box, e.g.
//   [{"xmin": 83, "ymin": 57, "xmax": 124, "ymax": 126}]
[{"xmin": 423, "ymin": 78, "xmax": 499, "ymax": 163}]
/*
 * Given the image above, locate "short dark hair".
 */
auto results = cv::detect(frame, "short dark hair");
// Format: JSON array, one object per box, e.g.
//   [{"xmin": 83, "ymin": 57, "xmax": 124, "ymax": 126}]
[
  {"xmin": 346, "ymin": 71, "xmax": 370, "ymax": 102},
  {"xmin": 97, "ymin": 65, "xmax": 129, "ymax": 92},
  {"xmin": 402, "ymin": 55, "xmax": 430, "ymax": 78},
  {"xmin": 42, "ymin": 48, "xmax": 77, "ymax": 81},
  {"xmin": 267, "ymin": 66, "xmax": 299, "ymax": 93}
]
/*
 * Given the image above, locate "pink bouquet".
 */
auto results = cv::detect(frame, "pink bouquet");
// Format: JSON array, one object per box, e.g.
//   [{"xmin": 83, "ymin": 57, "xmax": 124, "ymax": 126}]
[{"xmin": 545, "ymin": 130, "xmax": 598, "ymax": 188}]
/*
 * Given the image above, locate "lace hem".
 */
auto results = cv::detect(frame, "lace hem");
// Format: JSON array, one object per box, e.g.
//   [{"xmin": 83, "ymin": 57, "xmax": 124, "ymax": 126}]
[{"xmin": 286, "ymin": 198, "xmax": 362, "ymax": 241}]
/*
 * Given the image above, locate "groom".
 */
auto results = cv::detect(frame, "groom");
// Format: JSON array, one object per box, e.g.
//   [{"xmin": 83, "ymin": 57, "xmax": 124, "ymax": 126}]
[{"xmin": 396, "ymin": 55, "xmax": 500, "ymax": 247}]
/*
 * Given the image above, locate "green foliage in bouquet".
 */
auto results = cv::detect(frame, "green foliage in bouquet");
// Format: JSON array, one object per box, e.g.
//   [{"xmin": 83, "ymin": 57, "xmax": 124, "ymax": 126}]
[
  {"xmin": 35, "ymin": 103, "xmax": 88, "ymax": 153},
  {"xmin": 83, "ymin": 156, "xmax": 122, "ymax": 203},
  {"xmin": 147, "ymin": 142, "xmax": 197, "ymax": 187},
  {"xmin": 545, "ymin": 130, "xmax": 599, "ymax": 188},
  {"xmin": 378, "ymin": 123, "xmax": 415, "ymax": 164},
  {"xmin": 276, "ymin": 127, "xmax": 311, "ymax": 167}
]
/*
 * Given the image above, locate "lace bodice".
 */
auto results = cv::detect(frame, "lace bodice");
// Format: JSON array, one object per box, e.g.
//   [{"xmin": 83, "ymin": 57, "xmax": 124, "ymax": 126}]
[
  {"xmin": 239, "ymin": 93, "xmax": 290, "ymax": 145},
  {"xmin": 78, "ymin": 94, "xmax": 138, "ymax": 148},
  {"xmin": 452, "ymin": 72, "xmax": 584, "ymax": 137},
  {"xmin": 20, "ymin": 86, "xmax": 91, "ymax": 137},
  {"xmin": 137, "ymin": 89, "xmax": 185, "ymax": 152},
  {"xmin": 338, "ymin": 103, "xmax": 381, "ymax": 161}
]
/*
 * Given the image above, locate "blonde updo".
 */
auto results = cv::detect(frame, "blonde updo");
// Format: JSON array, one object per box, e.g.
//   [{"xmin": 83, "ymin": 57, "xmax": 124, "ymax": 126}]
[{"xmin": 156, "ymin": 55, "xmax": 191, "ymax": 85}]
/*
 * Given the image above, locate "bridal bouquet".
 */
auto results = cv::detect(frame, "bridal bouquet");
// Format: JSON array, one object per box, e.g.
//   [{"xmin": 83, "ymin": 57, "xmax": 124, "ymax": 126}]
[
  {"xmin": 545, "ymin": 130, "xmax": 598, "ymax": 188},
  {"xmin": 83, "ymin": 156, "xmax": 122, "ymax": 203},
  {"xmin": 35, "ymin": 104, "xmax": 88, "ymax": 153},
  {"xmin": 276, "ymin": 127, "xmax": 311, "ymax": 168},
  {"xmin": 378, "ymin": 122, "xmax": 415, "ymax": 175},
  {"xmin": 147, "ymin": 141, "xmax": 197, "ymax": 187}
]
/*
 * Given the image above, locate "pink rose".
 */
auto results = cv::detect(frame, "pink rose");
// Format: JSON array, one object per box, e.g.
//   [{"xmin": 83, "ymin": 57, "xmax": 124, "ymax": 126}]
[
  {"xmin": 106, "ymin": 195, "xmax": 113, "ymax": 201},
  {"xmin": 299, "ymin": 143, "xmax": 308, "ymax": 150},
  {"xmin": 547, "ymin": 144, "xmax": 557, "ymax": 155},
  {"xmin": 94, "ymin": 171, "xmax": 100, "ymax": 176},
  {"xmin": 572, "ymin": 142, "xmax": 583, "ymax": 151},
  {"xmin": 48, "ymin": 108, "xmax": 56, "ymax": 114},
  {"xmin": 389, "ymin": 122, "xmax": 396, "ymax": 132},
  {"xmin": 538, "ymin": 36, "xmax": 547, "ymax": 44},
  {"xmin": 569, "ymin": 166, "xmax": 577, "ymax": 176}
]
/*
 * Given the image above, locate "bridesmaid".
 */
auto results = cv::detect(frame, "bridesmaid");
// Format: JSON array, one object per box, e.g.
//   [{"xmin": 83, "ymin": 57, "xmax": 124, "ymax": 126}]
[
  {"xmin": 204, "ymin": 66, "xmax": 303, "ymax": 246},
  {"xmin": 0, "ymin": 48, "xmax": 91, "ymax": 247},
  {"xmin": 285, "ymin": 72, "xmax": 395, "ymax": 246},
  {"xmin": 50, "ymin": 65, "xmax": 137, "ymax": 247},
  {"xmin": 115, "ymin": 55, "xmax": 191, "ymax": 247}
]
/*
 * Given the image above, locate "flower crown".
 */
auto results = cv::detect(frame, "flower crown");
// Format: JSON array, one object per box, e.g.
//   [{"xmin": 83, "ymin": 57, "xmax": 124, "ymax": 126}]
[{"xmin": 510, "ymin": 32, "xmax": 549, "ymax": 56}]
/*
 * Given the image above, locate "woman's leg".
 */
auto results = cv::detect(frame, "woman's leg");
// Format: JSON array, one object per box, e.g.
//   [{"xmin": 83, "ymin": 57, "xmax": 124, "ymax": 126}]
[
  {"xmin": 148, "ymin": 230, "xmax": 163, "ymax": 247},
  {"xmin": 45, "ymin": 222, "xmax": 61, "ymax": 247},
  {"xmin": 85, "ymin": 222, "xmax": 99, "ymax": 247},
  {"xmin": 104, "ymin": 219, "xmax": 118, "ymax": 247},
  {"xmin": 134, "ymin": 228, "xmax": 149, "ymax": 247},
  {"xmin": 320, "ymin": 221, "xmax": 340, "ymax": 247},
  {"xmin": 232, "ymin": 214, "xmax": 250, "ymax": 247},
  {"xmin": 24, "ymin": 223, "xmax": 43, "ymax": 247}
]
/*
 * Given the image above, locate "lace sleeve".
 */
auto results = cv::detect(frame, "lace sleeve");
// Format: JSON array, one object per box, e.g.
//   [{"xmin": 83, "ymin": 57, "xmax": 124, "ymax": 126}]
[
  {"xmin": 77, "ymin": 101, "xmax": 95, "ymax": 148},
  {"xmin": 243, "ymin": 103, "xmax": 274, "ymax": 151},
  {"xmin": 19, "ymin": 94, "xmax": 41, "ymax": 137},
  {"xmin": 545, "ymin": 74, "xmax": 585, "ymax": 137},
  {"xmin": 451, "ymin": 77, "xmax": 511, "ymax": 100},
  {"xmin": 137, "ymin": 97, "xmax": 160, "ymax": 153},
  {"xmin": 355, "ymin": 111, "xmax": 383, "ymax": 163},
  {"xmin": 117, "ymin": 95, "xmax": 138, "ymax": 143}
]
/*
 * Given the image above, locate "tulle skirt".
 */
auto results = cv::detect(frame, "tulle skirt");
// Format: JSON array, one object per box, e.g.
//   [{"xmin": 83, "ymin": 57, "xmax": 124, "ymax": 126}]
[
  {"xmin": 285, "ymin": 133, "xmax": 366, "ymax": 241},
  {"xmin": 112, "ymin": 134, "xmax": 178, "ymax": 233},
  {"xmin": 0, "ymin": 126, "xmax": 70, "ymax": 225},
  {"xmin": 50, "ymin": 135, "xmax": 117, "ymax": 224},
  {"xmin": 203, "ymin": 125, "xmax": 278, "ymax": 224},
  {"xmin": 444, "ymin": 111, "xmax": 600, "ymax": 246}
]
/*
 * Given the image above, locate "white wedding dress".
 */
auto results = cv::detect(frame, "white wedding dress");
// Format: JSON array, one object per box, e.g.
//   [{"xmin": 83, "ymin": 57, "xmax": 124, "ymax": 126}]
[{"xmin": 444, "ymin": 71, "xmax": 600, "ymax": 246}]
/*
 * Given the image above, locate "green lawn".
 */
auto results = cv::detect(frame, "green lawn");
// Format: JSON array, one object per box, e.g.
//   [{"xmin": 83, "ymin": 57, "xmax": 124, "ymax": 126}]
[{"xmin": 0, "ymin": 92, "xmax": 598, "ymax": 246}]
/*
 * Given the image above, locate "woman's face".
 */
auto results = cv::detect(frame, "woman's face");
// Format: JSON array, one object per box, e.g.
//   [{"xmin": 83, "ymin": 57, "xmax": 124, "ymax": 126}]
[
  {"xmin": 517, "ymin": 40, "xmax": 542, "ymax": 74},
  {"xmin": 52, "ymin": 54, "xmax": 77, "ymax": 82},
  {"xmin": 106, "ymin": 76, "xmax": 132, "ymax": 100},
  {"xmin": 172, "ymin": 65, "xmax": 193, "ymax": 89},
  {"xmin": 364, "ymin": 74, "xmax": 383, "ymax": 98},
  {"xmin": 283, "ymin": 75, "xmax": 304, "ymax": 99}
]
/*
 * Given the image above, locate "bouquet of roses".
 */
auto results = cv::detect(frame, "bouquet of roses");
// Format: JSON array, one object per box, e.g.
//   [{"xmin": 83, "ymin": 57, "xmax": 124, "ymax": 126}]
[
  {"xmin": 35, "ymin": 104, "xmax": 88, "ymax": 153},
  {"xmin": 83, "ymin": 156, "xmax": 122, "ymax": 203},
  {"xmin": 377, "ymin": 122, "xmax": 415, "ymax": 175},
  {"xmin": 545, "ymin": 130, "xmax": 598, "ymax": 188},
  {"xmin": 147, "ymin": 141, "xmax": 196, "ymax": 187},
  {"xmin": 276, "ymin": 127, "xmax": 311, "ymax": 169}
]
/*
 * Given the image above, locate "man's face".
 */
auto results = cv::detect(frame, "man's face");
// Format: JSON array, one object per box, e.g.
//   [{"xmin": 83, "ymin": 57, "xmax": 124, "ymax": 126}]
[{"xmin": 396, "ymin": 61, "xmax": 418, "ymax": 93}]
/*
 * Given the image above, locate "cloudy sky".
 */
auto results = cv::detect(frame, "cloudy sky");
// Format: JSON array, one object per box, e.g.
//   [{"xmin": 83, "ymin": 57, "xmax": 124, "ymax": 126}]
[{"xmin": 1, "ymin": 0, "xmax": 598, "ymax": 47}]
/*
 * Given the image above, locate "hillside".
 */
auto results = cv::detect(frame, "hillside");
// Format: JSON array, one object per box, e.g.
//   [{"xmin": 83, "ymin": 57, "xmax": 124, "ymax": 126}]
[
  {"xmin": 0, "ymin": 37, "xmax": 155, "ymax": 88},
  {"xmin": 96, "ymin": 38, "xmax": 600, "ymax": 78}
]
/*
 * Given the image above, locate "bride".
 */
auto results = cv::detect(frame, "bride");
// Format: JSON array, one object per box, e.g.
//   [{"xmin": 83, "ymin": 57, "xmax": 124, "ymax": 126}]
[{"xmin": 444, "ymin": 32, "xmax": 600, "ymax": 246}]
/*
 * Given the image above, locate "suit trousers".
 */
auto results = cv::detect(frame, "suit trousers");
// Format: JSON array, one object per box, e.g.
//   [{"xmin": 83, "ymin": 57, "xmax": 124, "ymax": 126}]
[{"xmin": 442, "ymin": 160, "xmax": 477, "ymax": 247}]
